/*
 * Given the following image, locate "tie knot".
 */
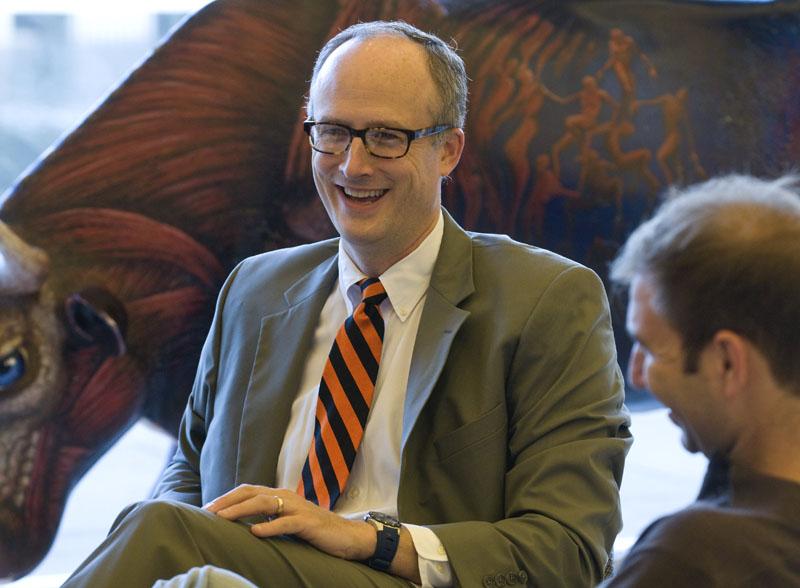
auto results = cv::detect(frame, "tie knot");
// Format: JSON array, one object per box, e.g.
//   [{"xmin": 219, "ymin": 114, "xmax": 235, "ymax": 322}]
[{"xmin": 358, "ymin": 277, "xmax": 387, "ymax": 306}]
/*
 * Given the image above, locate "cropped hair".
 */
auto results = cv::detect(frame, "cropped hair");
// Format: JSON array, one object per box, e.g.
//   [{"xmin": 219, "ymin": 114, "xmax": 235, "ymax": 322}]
[
  {"xmin": 611, "ymin": 174, "xmax": 800, "ymax": 392},
  {"xmin": 307, "ymin": 20, "xmax": 468, "ymax": 128}
]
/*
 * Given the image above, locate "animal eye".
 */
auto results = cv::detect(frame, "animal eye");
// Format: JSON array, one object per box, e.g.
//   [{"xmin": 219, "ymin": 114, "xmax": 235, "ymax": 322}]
[{"xmin": 0, "ymin": 348, "xmax": 26, "ymax": 389}]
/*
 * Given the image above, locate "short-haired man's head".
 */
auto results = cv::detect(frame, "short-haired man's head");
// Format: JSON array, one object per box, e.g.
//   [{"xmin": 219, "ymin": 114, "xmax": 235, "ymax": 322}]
[
  {"xmin": 611, "ymin": 174, "xmax": 800, "ymax": 393},
  {"xmin": 307, "ymin": 20, "xmax": 468, "ymax": 129}
]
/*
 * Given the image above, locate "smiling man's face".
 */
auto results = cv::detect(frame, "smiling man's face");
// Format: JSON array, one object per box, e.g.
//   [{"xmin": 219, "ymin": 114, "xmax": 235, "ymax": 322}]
[
  {"xmin": 308, "ymin": 35, "xmax": 462, "ymax": 274},
  {"xmin": 626, "ymin": 274, "xmax": 728, "ymax": 456}
]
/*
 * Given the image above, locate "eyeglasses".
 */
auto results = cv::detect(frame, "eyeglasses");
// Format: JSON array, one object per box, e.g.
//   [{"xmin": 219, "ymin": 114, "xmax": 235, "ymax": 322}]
[{"xmin": 303, "ymin": 121, "xmax": 451, "ymax": 159}]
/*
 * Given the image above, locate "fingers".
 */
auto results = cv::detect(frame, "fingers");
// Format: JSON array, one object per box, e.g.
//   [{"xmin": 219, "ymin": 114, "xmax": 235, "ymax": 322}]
[
  {"xmin": 203, "ymin": 484, "xmax": 287, "ymax": 522},
  {"xmin": 202, "ymin": 483, "xmax": 258, "ymax": 513},
  {"xmin": 220, "ymin": 493, "xmax": 284, "ymax": 522},
  {"xmin": 248, "ymin": 502, "xmax": 332, "ymax": 545},
  {"xmin": 249, "ymin": 512, "xmax": 300, "ymax": 538},
  {"xmin": 203, "ymin": 486, "xmax": 371, "ymax": 560},
  {"xmin": 251, "ymin": 510, "xmax": 376, "ymax": 561}
]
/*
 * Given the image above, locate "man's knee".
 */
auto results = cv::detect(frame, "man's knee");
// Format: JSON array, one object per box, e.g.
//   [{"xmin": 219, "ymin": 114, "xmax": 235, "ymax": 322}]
[{"xmin": 113, "ymin": 499, "xmax": 215, "ymax": 541}]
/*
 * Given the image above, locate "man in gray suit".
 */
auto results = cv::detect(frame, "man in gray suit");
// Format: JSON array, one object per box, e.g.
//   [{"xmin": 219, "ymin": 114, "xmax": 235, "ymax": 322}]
[{"xmin": 64, "ymin": 21, "xmax": 630, "ymax": 588}]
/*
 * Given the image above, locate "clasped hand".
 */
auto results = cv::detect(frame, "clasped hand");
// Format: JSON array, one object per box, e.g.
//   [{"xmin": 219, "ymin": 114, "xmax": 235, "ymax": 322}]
[{"xmin": 203, "ymin": 484, "xmax": 376, "ymax": 561}]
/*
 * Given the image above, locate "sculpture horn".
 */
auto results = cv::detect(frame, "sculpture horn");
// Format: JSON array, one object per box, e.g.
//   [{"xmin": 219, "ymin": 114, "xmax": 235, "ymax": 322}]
[{"xmin": 0, "ymin": 222, "xmax": 49, "ymax": 295}]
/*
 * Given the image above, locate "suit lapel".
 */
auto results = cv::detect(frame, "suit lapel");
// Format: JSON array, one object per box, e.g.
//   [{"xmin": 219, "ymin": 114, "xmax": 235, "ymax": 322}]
[
  {"xmin": 402, "ymin": 211, "xmax": 474, "ymax": 449},
  {"xmin": 235, "ymin": 213, "xmax": 474, "ymax": 479},
  {"xmin": 236, "ymin": 252, "xmax": 338, "ymax": 487}
]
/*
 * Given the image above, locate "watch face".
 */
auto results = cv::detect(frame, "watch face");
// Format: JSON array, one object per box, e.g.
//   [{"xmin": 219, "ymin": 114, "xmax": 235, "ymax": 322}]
[{"xmin": 368, "ymin": 511, "xmax": 401, "ymax": 528}]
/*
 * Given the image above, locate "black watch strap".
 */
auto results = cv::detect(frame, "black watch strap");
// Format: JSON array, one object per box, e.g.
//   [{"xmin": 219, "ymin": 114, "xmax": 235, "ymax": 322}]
[
  {"xmin": 368, "ymin": 525, "xmax": 400, "ymax": 571},
  {"xmin": 365, "ymin": 512, "xmax": 401, "ymax": 572}
]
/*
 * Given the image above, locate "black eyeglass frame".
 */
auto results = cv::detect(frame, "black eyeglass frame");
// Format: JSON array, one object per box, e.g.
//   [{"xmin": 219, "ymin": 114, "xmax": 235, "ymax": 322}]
[{"xmin": 303, "ymin": 120, "xmax": 452, "ymax": 159}]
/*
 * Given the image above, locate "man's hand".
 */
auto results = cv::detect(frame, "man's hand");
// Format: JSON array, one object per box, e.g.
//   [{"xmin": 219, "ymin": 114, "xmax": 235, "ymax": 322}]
[
  {"xmin": 203, "ymin": 484, "xmax": 375, "ymax": 561},
  {"xmin": 204, "ymin": 484, "xmax": 422, "ymax": 583}
]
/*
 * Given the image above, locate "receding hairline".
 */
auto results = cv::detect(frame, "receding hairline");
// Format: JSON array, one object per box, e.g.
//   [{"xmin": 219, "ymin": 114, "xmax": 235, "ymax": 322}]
[
  {"xmin": 308, "ymin": 34, "xmax": 440, "ymax": 122},
  {"xmin": 611, "ymin": 173, "xmax": 800, "ymax": 286},
  {"xmin": 306, "ymin": 21, "xmax": 468, "ymax": 128},
  {"xmin": 310, "ymin": 33, "xmax": 432, "ymax": 89}
]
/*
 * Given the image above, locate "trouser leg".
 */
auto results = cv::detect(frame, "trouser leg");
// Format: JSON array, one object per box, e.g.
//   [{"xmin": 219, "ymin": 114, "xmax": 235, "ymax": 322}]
[
  {"xmin": 152, "ymin": 565, "xmax": 259, "ymax": 588},
  {"xmin": 61, "ymin": 500, "xmax": 414, "ymax": 588}
]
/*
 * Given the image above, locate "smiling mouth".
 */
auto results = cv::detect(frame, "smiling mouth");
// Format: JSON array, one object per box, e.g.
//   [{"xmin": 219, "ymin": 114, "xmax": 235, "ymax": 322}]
[{"xmin": 340, "ymin": 186, "xmax": 388, "ymax": 203}]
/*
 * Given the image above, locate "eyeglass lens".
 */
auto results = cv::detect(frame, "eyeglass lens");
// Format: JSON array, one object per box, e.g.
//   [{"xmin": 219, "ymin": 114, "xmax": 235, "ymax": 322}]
[{"xmin": 310, "ymin": 124, "xmax": 408, "ymax": 158}]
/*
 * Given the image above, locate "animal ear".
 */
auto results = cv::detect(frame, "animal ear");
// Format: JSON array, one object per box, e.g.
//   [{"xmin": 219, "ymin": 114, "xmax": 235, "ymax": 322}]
[{"xmin": 65, "ymin": 287, "xmax": 128, "ymax": 357}]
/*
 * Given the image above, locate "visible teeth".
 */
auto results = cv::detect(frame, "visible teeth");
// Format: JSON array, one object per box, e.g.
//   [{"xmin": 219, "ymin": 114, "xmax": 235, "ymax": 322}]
[
  {"xmin": 343, "ymin": 187, "xmax": 385, "ymax": 198},
  {"xmin": 1, "ymin": 428, "xmax": 41, "ymax": 506}
]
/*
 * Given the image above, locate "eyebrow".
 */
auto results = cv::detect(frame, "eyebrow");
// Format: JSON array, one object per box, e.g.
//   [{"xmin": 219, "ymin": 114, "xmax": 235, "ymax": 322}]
[{"xmin": 317, "ymin": 118, "xmax": 411, "ymax": 129}]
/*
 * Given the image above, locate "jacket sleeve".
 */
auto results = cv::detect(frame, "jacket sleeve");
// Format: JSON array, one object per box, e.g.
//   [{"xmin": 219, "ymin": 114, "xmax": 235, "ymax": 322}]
[
  {"xmin": 152, "ymin": 264, "xmax": 241, "ymax": 505},
  {"xmin": 431, "ymin": 265, "xmax": 632, "ymax": 587}
]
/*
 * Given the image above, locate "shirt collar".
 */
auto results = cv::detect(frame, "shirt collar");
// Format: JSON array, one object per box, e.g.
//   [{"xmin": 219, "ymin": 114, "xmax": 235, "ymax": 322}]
[{"xmin": 337, "ymin": 210, "xmax": 444, "ymax": 321}]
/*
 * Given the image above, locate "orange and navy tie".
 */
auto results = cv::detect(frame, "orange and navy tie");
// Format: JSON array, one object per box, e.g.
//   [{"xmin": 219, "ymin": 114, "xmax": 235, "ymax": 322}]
[{"xmin": 298, "ymin": 277, "xmax": 388, "ymax": 509}]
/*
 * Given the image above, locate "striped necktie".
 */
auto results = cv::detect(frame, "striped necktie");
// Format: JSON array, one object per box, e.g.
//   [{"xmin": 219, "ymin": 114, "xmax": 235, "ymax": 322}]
[{"xmin": 298, "ymin": 277, "xmax": 388, "ymax": 509}]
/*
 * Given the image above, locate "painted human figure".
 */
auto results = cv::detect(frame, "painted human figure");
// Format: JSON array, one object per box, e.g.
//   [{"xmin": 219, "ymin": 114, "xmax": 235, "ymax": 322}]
[
  {"xmin": 635, "ymin": 87, "xmax": 706, "ymax": 185},
  {"xmin": 588, "ymin": 119, "xmax": 660, "ymax": 194},
  {"xmin": 596, "ymin": 28, "xmax": 657, "ymax": 117},
  {"xmin": 500, "ymin": 65, "xmax": 565, "ymax": 229},
  {"xmin": 523, "ymin": 153, "xmax": 579, "ymax": 241},
  {"xmin": 551, "ymin": 75, "xmax": 617, "ymax": 180}
]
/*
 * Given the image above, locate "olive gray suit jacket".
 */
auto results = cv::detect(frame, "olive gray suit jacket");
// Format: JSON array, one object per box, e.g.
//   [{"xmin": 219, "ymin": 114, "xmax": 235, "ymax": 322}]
[{"xmin": 156, "ymin": 211, "xmax": 631, "ymax": 587}]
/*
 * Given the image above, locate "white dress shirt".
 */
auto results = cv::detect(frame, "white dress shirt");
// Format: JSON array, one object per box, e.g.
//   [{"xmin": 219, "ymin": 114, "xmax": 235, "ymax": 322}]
[{"xmin": 275, "ymin": 211, "xmax": 451, "ymax": 587}]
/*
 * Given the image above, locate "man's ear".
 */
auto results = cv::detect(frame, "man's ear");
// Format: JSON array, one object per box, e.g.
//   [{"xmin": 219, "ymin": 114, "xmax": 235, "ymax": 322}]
[
  {"xmin": 438, "ymin": 127, "xmax": 465, "ymax": 177},
  {"xmin": 709, "ymin": 330, "xmax": 749, "ymax": 397}
]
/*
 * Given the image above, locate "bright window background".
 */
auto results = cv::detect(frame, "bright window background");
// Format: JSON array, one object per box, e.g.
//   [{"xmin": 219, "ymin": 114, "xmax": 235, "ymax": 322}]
[
  {"xmin": 0, "ymin": 1, "xmax": 211, "ymax": 197},
  {"xmin": 1, "ymin": 3, "xmax": 707, "ymax": 586}
]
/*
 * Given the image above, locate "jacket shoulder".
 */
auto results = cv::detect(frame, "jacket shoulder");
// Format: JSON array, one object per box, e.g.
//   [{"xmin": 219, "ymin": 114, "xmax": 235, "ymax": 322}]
[
  {"xmin": 468, "ymin": 231, "xmax": 600, "ymax": 290},
  {"xmin": 222, "ymin": 238, "xmax": 338, "ymax": 307}
]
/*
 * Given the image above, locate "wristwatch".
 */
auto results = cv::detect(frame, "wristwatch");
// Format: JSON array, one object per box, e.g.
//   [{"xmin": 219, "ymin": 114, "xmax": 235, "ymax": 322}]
[{"xmin": 364, "ymin": 511, "xmax": 401, "ymax": 571}]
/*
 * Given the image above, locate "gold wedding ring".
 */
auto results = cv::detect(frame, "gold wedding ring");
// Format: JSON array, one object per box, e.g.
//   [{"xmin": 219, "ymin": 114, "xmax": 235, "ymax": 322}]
[{"xmin": 274, "ymin": 495, "xmax": 284, "ymax": 517}]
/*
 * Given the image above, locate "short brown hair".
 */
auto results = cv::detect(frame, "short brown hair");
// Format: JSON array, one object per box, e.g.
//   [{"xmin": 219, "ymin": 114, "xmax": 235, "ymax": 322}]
[{"xmin": 611, "ymin": 174, "xmax": 800, "ymax": 392}]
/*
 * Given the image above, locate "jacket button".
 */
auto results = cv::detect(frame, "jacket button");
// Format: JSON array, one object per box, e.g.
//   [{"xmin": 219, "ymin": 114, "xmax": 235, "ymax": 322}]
[
  {"xmin": 518, "ymin": 570, "xmax": 529, "ymax": 584},
  {"xmin": 506, "ymin": 571, "xmax": 518, "ymax": 584},
  {"xmin": 482, "ymin": 575, "xmax": 495, "ymax": 587},
  {"xmin": 494, "ymin": 573, "xmax": 507, "ymax": 586}
]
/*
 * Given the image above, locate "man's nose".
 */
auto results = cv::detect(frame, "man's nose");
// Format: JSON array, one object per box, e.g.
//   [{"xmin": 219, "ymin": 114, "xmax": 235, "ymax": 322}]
[
  {"xmin": 340, "ymin": 137, "xmax": 373, "ymax": 177},
  {"xmin": 627, "ymin": 344, "xmax": 646, "ymax": 391}
]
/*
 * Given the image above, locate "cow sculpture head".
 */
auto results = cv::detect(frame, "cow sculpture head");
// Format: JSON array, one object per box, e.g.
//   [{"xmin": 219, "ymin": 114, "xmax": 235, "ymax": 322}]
[{"xmin": 0, "ymin": 221, "xmax": 133, "ymax": 576}]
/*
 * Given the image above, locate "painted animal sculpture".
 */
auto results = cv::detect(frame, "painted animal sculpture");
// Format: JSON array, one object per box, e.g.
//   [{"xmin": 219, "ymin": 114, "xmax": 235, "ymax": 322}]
[{"xmin": 1, "ymin": 0, "xmax": 798, "ymax": 579}]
